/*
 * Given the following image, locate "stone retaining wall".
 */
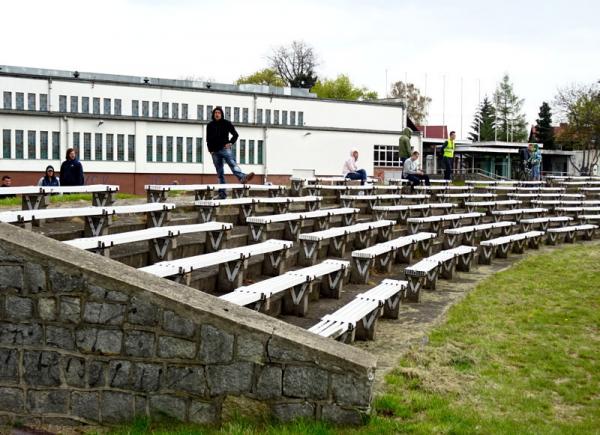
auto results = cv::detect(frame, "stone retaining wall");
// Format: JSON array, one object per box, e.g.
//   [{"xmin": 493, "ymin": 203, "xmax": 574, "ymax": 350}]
[{"xmin": 0, "ymin": 222, "xmax": 376, "ymax": 426}]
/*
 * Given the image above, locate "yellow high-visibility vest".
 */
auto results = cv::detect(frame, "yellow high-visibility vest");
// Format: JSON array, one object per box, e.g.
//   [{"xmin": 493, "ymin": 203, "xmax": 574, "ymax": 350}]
[{"xmin": 443, "ymin": 139, "xmax": 455, "ymax": 158}]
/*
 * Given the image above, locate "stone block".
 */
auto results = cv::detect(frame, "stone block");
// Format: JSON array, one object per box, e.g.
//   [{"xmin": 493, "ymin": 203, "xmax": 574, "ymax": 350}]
[
  {"xmin": 100, "ymin": 391, "xmax": 134, "ymax": 424},
  {"xmin": 134, "ymin": 395, "xmax": 148, "ymax": 417},
  {"xmin": 49, "ymin": 267, "xmax": 84, "ymax": 293},
  {"xmin": 199, "ymin": 325, "xmax": 234, "ymax": 364},
  {"xmin": 149, "ymin": 394, "xmax": 187, "ymax": 421},
  {"xmin": 75, "ymin": 327, "xmax": 122, "ymax": 355},
  {"xmin": 5, "ymin": 295, "xmax": 33, "ymax": 320},
  {"xmin": 38, "ymin": 297, "xmax": 57, "ymax": 320},
  {"xmin": 88, "ymin": 284, "xmax": 129, "ymax": 302},
  {"xmin": 124, "ymin": 330, "xmax": 155, "ymax": 357},
  {"xmin": 158, "ymin": 336, "xmax": 196, "ymax": 359},
  {"xmin": 128, "ymin": 296, "xmax": 160, "ymax": 326},
  {"xmin": 321, "ymin": 404, "xmax": 364, "ymax": 425},
  {"xmin": 88, "ymin": 360, "xmax": 107, "ymax": 387},
  {"xmin": 83, "ymin": 301, "xmax": 125, "ymax": 325},
  {"xmin": 62, "ymin": 356, "xmax": 86, "ymax": 387},
  {"xmin": 132, "ymin": 362, "xmax": 162, "ymax": 392},
  {"xmin": 206, "ymin": 362, "xmax": 253, "ymax": 396},
  {"xmin": 46, "ymin": 325, "xmax": 76, "ymax": 351},
  {"xmin": 0, "ymin": 244, "xmax": 24, "ymax": 262},
  {"xmin": 236, "ymin": 336, "xmax": 265, "ymax": 363},
  {"xmin": 189, "ymin": 400, "xmax": 218, "ymax": 424},
  {"xmin": 23, "ymin": 351, "xmax": 61, "ymax": 387},
  {"xmin": 163, "ymin": 310, "xmax": 195, "ymax": 337},
  {"xmin": 27, "ymin": 389, "xmax": 69, "ymax": 414},
  {"xmin": 0, "ymin": 265, "xmax": 23, "ymax": 289},
  {"xmin": 255, "ymin": 366, "xmax": 282, "ymax": 400},
  {"xmin": 0, "ymin": 323, "xmax": 43, "ymax": 345},
  {"xmin": 283, "ymin": 366, "xmax": 328, "ymax": 400},
  {"xmin": 0, "ymin": 348, "xmax": 19, "ymax": 383},
  {"xmin": 164, "ymin": 366, "xmax": 206, "ymax": 395},
  {"xmin": 0, "ymin": 387, "xmax": 24, "ymax": 412},
  {"xmin": 24, "ymin": 263, "xmax": 46, "ymax": 293},
  {"xmin": 267, "ymin": 336, "xmax": 313, "ymax": 362},
  {"xmin": 72, "ymin": 391, "xmax": 99, "ymax": 422},
  {"xmin": 60, "ymin": 296, "xmax": 81, "ymax": 323},
  {"xmin": 271, "ymin": 402, "xmax": 315, "ymax": 422},
  {"xmin": 108, "ymin": 360, "xmax": 132, "ymax": 388},
  {"xmin": 331, "ymin": 373, "xmax": 372, "ymax": 406}
]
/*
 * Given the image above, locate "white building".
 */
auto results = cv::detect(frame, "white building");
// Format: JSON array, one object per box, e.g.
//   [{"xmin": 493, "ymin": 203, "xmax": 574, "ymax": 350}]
[{"xmin": 0, "ymin": 66, "xmax": 411, "ymax": 193}]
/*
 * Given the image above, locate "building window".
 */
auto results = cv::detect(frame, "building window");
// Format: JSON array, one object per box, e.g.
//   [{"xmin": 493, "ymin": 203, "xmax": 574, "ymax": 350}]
[
  {"xmin": 106, "ymin": 134, "xmax": 114, "ymax": 161},
  {"xmin": 27, "ymin": 131, "xmax": 36, "ymax": 159},
  {"xmin": 197, "ymin": 105, "xmax": 204, "ymax": 121},
  {"xmin": 233, "ymin": 107, "xmax": 240, "ymax": 123},
  {"xmin": 290, "ymin": 111, "xmax": 296, "ymax": 125},
  {"xmin": 152, "ymin": 101, "xmax": 159, "ymax": 118},
  {"xmin": 142, "ymin": 100, "xmax": 149, "ymax": 117},
  {"xmin": 132, "ymin": 100, "xmax": 139, "ymax": 117},
  {"xmin": 72, "ymin": 132, "xmax": 80, "ymax": 156},
  {"xmin": 172, "ymin": 103, "xmax": 179, "ymax": 119},
  {"xmin": 256, "ymin": 109, "xmax": 263, "ymax": 124},
  {"xmin": 40, "ymin": 131, "xmax": 48, "ymax": 160},
  {"xmin": 207, "ymin": 105, "xmax": 213, "ymax": 118},
  {"xmin": 298, "ymin": 111, "xmax": 304, "ymax": 126},
  {"xmin": 176, "ymin": 137, "xmax": 183, "ymax": 162},
  {"xmin": 182, "ymin": 103, "xmax": 188, "ymax": 119},
  {"xmin": 95, "ymin": 133, "xmax": 103, "ymax": 160},
  {"xmin": 70, "ymin": 96, "xmax": 78, "ymax": 113},
  {"xmin": 83, "ymin": 133, "xmax": 91, "ymax": 160},
  {"xmin": 166, "ymin": 136, "xmax": 173, "ymax": 162},
  {"xmin": 3, "ymin": 92, "xmax": 11, "ymax": 109},
  {"xmin": 81, "ymin": 97, "xmax": 89, "ymax": 113},
  {"xmin": 186, "ymin": 137, "xmax": 193, "ymax": 162},
  {"xmin": 146, "ymin": 135, "xmax": 153, "ymax": 162},
  {"xmin": 16, "ymin": 93, "xmax": 24, "ymax": 110},
  {"xmin": 103, "ymin": 98, "xmax": 111, "ymax": 115},
  {"xmin": 15, "ymin": 130, "xmax": 24, "ymax": 159},
  {"xmin": 52, "ymin": 132, "xmax": 60, "ymax": 160},
  {"xmin": 59, "ymin": 95, "xmax": 67, "ymax": 112},
  {"xmin": 156, "ymin": 136, "xmax": 163, "ymax": 162},
  {"xmin": 128, "ymin": 135, "xmax": 135, "ymax": 161},
  {"xmin": 162, "ymin": 102, "xmax": 169, "ymax": 118},
  {"xmin": 239, "ymin": 139, "xmax": 246, "ymax": 164},
  {"xmin": 28, "ymin": 93, "xmax": 36, "ymax": 111},
  {"xmin": 373, "ymin": 144, "xmax": 400, "ymax": 167},
  {"xmin": 195, "ymin": 137, "xmax": 202, "ymax": 163},
  {"xmin": 39, "ymin": 94, "xmax": 48, "ymax": 111},
  {"xmin": 3, "ymin": 129, "xmax": 11, "ymax": 159},
  {"xmin": 232, "ymin": 141, "xmax": 237, "ymax": 160},
  {"xmin": 265, "ymin": 109, "xmax": 271, "ymax": 124},
  {"xmin": 242, "ymin": 108, "xmax": 249, "ymax": 123},
  {"xmin": 274, "ymin": 110, "xmax": 280, "ymax": 125},
  {"xmin": 249, "ymin": 140, "xmax": 255, "ymax": 164},
  {"xmin": 114, "ymin": 99, "xmax": 122, "ymax": 116},
  {"xmin": 282, "ymin": 110, "xmax": 288, "ymax": 125},
  {"xmin": 225, "ymin": 106, "xmax": 231, "ymax": 120},
  {"xmin": 117, "ymin": 134, "xmax": 125, "ymax": 161},
  {"xmin": 257, "ymin": 139, "xmax": 264, "ymax": 164},
  {"xmin": 93, "ymin": 98, "xmax": 101, "ymax": 114}
]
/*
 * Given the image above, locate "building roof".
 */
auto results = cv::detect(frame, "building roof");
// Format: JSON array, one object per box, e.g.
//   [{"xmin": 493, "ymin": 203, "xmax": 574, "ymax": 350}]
[{"xmin": 528, "ymin": 123, "xmax": 567, "ymax": 142}]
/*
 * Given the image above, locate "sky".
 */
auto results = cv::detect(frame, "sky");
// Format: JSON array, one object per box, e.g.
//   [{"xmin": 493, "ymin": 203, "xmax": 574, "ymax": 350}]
[{"xmin": 2, "ymin": 0, "xmax": 599, "ymax": 139}]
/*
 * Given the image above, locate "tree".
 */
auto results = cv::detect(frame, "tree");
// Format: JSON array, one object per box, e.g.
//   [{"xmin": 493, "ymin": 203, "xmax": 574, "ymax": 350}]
[
  {"xmin": 493, "ymin": 74, "xmax": 528, "ymax": 142},
  {"xmin": 554, "ymin": 82, "xmax": 600, "ymax": 175},
  {"xmin": 235, "ymin": 68, "xmax": 286, "ymax": 87},
  {"xmin": 533, "ymin": 102, "xmax": 555, "ymax": 149},
  {"xmin": 268, "ymin": 40, "xmax": 318, "ymax": 88},
  {"xmin": 389, "ymin": 81, "xmax": 431, "ymax": 125},
  {"xmin": 468, "ymin": 96, "xmax": 496, "ymax": 142},
  {"xmin": 311, "ymin": 75, "xmax": 378, "ymax": 101}
]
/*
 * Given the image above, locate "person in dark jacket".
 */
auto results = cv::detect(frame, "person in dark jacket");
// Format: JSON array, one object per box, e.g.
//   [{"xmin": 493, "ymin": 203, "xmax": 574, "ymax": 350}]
[
  {"xmin": 206, "ymin": 106, "xmax": 254, "ymax": 199},
  {"xmin": 398, "ymin": 127, "xmax": 412, "ymax": 165},
  {"xmin": 38, "ymin": 165, "xmax": 60, "ymax": 186},
  {"xmin": 60, "ymin": 148, "xmax": 84, "ymax": 186}
]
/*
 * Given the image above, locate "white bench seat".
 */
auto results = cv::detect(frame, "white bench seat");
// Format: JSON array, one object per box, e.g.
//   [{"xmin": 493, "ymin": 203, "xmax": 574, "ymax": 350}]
[
  {"xmin": 464, "ymin": 200, "xmax": 521, "ymax": 213},
  {"xmin": 145, "ymin": 183, "xmax": 285, "ymax": 202},
  {"xmin": 414, "ymin": 185, "xmax": 474, "ymax": 192},
  {"xmin": 478, "ymin": 231, "xmax": 545, "ymax": 264},
  {"xmin": 443, "ymin": 221, "xmax": 516, "ymax": 248},
  {"xmin": 371, "ymin": 202, "xmax": 456, "ymax": 221},
  {"xmin": 406, "ymin": 212, "xmax": 485, "ymax": 235},
  {"xmin": 490, "ymin": 207, "xmax": 548, "ymax": 222},
  {"xmin": 1, "ymin": 184, "xmax": 120, "ymax": 209},
  {"xmin": 546, "ymin": 224, "xmax": 598, "ymax": 244},
  {"xmin": 555, "ymin": 206, "xmax": 600, "ymax": 216},
  {"xmin": 519, "ymin": 216, "xmax": 573, "ymax": 232},
  {"xmin": 578, "ymin": 214, "xmax": 600, "ymax": 224}
]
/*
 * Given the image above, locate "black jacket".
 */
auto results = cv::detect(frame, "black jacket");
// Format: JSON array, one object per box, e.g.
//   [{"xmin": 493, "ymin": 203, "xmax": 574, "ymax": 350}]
[
  {"xmin": 206, "ymin": 114, "xmax": 239, "ymax": 153},
  {"xmin": 60, "ymin": 159, "xmax": 85, "ymax": 186}
]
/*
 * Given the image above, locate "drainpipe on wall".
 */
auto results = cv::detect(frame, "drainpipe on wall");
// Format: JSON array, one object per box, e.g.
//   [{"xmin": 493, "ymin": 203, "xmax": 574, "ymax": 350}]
[
  {"xmin": 263, "ymin": 126, "xmax": 268, "ymax": 184},
  {"xmin": 47, "ymin": 78, "xmax": 52, "ymax": 112}
]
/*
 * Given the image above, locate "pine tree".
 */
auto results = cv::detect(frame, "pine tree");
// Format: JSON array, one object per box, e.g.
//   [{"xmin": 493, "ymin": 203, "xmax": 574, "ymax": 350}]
[
  {"xmin": 534, "ymin": 102, "xmax": 555, "ymax": 149},
  {"xmin": 493, "ymin": 74, "xmax": 528, "ymax": 142},
  {"xmin": 468, "ymin": 96, "xmax": 496, "ymax": 142}
]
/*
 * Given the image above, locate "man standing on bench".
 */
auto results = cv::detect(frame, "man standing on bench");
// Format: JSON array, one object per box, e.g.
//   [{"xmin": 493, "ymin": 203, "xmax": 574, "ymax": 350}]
[
  {"xmin": 404, "ymin": 151, "xmax": 430, "ymax": 190},
  {"xmin": 207, "ymin": 106, "xmax": 254, "ymax": 199}
]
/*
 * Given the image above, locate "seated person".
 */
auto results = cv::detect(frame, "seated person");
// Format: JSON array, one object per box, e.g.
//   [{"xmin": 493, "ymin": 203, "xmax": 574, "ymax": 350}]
[
  {"xmin": 342, "ymin": 149, "xmax": 367, "ymax": 185},
  {"xmin": 403, "ymin": 151, "xmax": 430, "ymax": 189},
  {"xmin": 37, "ymin": 165, "xmax": 60, "ymax": 187},
  {"xmin": 0, "ymin": 175, "xmax": 16, "ymax": 199}
]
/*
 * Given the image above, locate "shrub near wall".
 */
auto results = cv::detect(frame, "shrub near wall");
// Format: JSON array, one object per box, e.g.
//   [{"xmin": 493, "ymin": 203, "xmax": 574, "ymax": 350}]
[{"xmin": 0, "ymin": 223, "xmax": 376, "ymax": 426}]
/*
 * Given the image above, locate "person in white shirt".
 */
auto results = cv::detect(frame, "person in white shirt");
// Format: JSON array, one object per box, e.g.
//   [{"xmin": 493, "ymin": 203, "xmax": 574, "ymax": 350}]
[
  {"xmin": 342, "ymin": 149, "xmax": 367, "ymax": 185},
  {"xmin": 403, "ymin": 151, "xmax": 430, "ymax": 189}
]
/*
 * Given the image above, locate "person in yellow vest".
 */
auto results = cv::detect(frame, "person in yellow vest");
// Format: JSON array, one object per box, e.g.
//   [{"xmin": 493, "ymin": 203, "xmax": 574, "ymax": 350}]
[{"xmin": 442, "ymin": 131, "xmax": 456, "ymax": 180}]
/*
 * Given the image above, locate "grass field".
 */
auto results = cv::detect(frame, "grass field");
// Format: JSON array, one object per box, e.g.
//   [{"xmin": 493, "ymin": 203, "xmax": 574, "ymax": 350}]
[{"xmin": 99, "ymin": 242, "xmax": 599, "ymax": 434}]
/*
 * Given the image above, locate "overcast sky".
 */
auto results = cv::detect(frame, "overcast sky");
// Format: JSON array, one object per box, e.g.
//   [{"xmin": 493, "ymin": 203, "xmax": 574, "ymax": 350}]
[{"xmin": 3, "ymin": 0, "xmax": 599, "ymax": 139}]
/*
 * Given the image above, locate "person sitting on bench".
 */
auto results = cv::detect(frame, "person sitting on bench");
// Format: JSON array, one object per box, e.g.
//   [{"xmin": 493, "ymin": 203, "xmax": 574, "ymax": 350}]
[
  {"xmin": 404, "ymin": 151, "xmax": 430, "ymax": 190},
  {"xmin": 342, "ymin": 149, "xmax": 367, "ymax": 185}
]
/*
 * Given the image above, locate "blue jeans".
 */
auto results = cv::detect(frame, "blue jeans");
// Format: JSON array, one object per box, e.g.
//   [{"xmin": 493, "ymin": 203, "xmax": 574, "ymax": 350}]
[
  {"xmin": 211, "ymin": 148, "xmax": 246, "ymax": 198},
  {"xmin": 345, "ymin": 169, "xmax": 367, "ymax": 185},
  {"xmin": 531, "ymin": 165, "xmax": 540, "ymax": 181},
  {"xmin": 443, "ymin": 157, "xmax": 453, "ymax": 180}
]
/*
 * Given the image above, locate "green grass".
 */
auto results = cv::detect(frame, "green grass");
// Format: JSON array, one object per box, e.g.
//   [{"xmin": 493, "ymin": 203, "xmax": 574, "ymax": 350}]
[
  {"xmin": 100, "ymin": 243, "xmax": 600, "ymax": 435},
  {"xmin": 0, "ymin": 192, "xmax": 142, "ymax": 207}
]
